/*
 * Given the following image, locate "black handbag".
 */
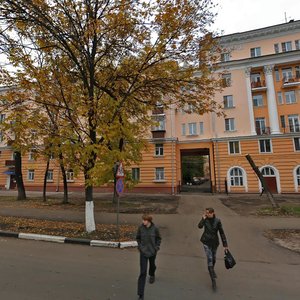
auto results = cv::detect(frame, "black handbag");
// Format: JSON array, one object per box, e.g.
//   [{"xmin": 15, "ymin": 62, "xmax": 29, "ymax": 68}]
[{"xmin": 224, "ymin": 249, "xmax": 236, "ymax": 269}]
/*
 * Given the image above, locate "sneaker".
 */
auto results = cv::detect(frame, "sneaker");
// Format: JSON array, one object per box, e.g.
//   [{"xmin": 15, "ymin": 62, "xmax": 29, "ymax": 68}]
[
  {"xmin": 149, "ymin": 276, "xmax": 155, "ymax": 284},
  {"xmin": 138, "ymin": 295, "xmax": 144, "ymax": 300}
]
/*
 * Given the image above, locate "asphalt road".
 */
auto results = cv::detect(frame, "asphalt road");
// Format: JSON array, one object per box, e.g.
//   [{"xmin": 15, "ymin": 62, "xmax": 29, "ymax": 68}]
[{"xmin": 0, "ymin": 194, "xmax": 299, "ymax": 300}]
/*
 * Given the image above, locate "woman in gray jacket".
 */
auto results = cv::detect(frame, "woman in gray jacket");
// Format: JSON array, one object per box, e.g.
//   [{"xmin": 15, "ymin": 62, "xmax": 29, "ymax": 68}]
[
  {"xmin": 136, "ymin": 214, "xmax": 161, "ymax": 300},
  {"xmin": 198, "ymin": 207, "xmax": 228, "ymax": 291}
]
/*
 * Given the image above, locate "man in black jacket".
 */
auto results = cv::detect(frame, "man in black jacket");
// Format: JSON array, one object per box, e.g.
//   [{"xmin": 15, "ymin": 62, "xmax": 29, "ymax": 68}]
[
  {"xmin": 136, "ymin": 214, "xmax": 161, "ymax": 300},
  {"xmin": 198, "ymin": 207, "xmax": 228, "ymax": 291}
]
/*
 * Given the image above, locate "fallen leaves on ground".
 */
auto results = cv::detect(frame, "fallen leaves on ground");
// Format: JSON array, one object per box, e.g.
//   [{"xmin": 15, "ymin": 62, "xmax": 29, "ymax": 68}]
[{"xmin": 0, "ymin": 216, "xmax": 136, "ymax": 242}]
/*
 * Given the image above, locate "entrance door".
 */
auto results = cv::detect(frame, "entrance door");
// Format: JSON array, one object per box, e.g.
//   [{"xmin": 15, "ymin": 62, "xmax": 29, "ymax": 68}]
[
  {"xmin": 9, "ymin": 175, "xmax": 17, "ymax": 189},
  {"xmin": 262, "ymin": 167, "xmax": 278, "ymax": 194}
]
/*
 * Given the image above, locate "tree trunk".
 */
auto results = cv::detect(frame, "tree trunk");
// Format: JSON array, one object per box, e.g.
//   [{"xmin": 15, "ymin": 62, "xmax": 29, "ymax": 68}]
[
  {"xmin": 14, "ymin": 151, "xmax": 26, "ymax": 200},
  {"xmin": 85, "ymin": 184, "xmax": 96, "ymax": 233},
  {"xmin": 42, "ymin": 158, "xmax": 50, "ymax": 202},
  {"xmin": 245, "ymin": 154, "xmax": 279, "ymax": 208},
  {"xmin": 58, "ymin": 151, "xmax": 69, "ymax": 204}
]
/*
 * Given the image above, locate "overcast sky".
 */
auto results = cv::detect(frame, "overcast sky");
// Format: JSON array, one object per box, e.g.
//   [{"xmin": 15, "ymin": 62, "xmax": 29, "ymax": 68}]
[{"xmin": 210, "ymin": 0, "xmax": 300, "ymax": 35}]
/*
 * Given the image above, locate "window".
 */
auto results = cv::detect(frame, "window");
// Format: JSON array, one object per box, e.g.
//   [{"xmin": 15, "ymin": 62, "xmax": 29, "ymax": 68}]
[
  {"xmin": 47, "ymin": 170, "xmax": 54, "ymax": 182},
  {"xmin": 188, "ymin": 122, "xmax": 197, "ymax": 135},
  {"xmin": 250, "ymin": 47, "xmax": 261, "ymax": 57},
  {"xmin": 221, "ymin": 52, "xmax": 230, "ymax": 62},
  {"xmin": 280, "ymin": 115, "xmax": 286, "ymax": 129},
  {"xmin": 285, "ymin": 91, "xmax": 296, "ymax": 104},
  {"xmin": 274, "ymin": 43, "xmax": 279, "ymax": 53},
  {"xmin": 281, "ymin": 41, "xmax": 292, "ymax": 52},
  {"xmin": 259, "ymin": 139, "xmax": 272, "ymax": 153},
  {"xmin": 199, "ymin": 122, "xmax": 204, "ymax": 135},
  {"xmin": 181, "ymin": 124, "xmax": 186, "ymax": 136},
  {"xmin": 275, "ymin": 68, "xmax": 280, "ymax": 81},
  {"xmin": 230, "ymin": 168, "xmax": 244, "ymax": 186},
  {"xmin": 132, "ymin": 168, "xmax": 140, "ymax": 181},
  {"xmin": 0, "ymin": 114, "xmax": 5, "ymax": 123},
  {"xmin": 288, "ymin": 115, "xmax": 300, "ymax": 132},
  {"xmin": 261, "ymin": 167, "xmax": 275, "ymax": 176},
  {"xmin": 223, "ymin": 95, "xmax": 234, "ymax": 108},
  {"xmin": 152, "ymin": 116, "xmax": 165, "ymax": 131},
  {"xmin": 225, "ymin": 118, "xmax": 235, "ymax": 131},
  {"xmin": 253, "ymin": 94, "xmax": 263, "ymax": 107},
  {"xmin": 66, "ymin": 169, "xmax": 74, "ymax": 182},
  {"xmin": 155, "ymin": 143, "xmax": 164, "ymax": 156},
  {"xmin": 229, "ymin": 141, "xmax": 240, "ymax": 154},
  {"xmin": 222, "ymin": 74, "xmax": 231, "ymax": 87},
  {"xmin": 27, "ymin": 169, "xmax": 35, "ymax": 181},
  {"xmin": 255, "ymin": 118, "xmax": 266, "ymax": 134},
  {"xmin": 296, "ymin": 66, "xmax": 300, "ymax": 79},
  {"xmin": 296, "ymin": 167, "xmax": 300, "ymax": 186},
  {"xmin": 28, "ymin": 149, "xmax": 37, "ymax": 160},
  {"xmin": 282, "ymin": 68, "xmax": 293, "ymax": 82},
  {"xmin": 296, "ymin": 40, "xmax": 300, "ymax": 50},
  {"xmin": 277, "ymin": 92, "xmax": 283, "ymax": 105},
  {"xmin": 294, "ymin": 138, "xmax": 300, "ymax": 151},
  {"xmin": 155, "ymin": 167, "xmax": 165, "ymax": 181}
]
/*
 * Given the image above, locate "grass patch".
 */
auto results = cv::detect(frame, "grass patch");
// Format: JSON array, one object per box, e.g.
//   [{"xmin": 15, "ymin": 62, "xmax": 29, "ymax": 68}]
[{"xmin": 257, "ymin": 205, "xmax": 300, "ymax": 217}]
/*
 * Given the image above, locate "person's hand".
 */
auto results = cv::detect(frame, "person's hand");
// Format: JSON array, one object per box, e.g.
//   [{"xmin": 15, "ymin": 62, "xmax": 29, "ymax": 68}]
[
  {"xmin": 224, "ymin": 247, "xmax": 228, "ymax": 251},
  {"xmin": 202, "ymin": 214, "xmax": 207, "ymax": 219}
]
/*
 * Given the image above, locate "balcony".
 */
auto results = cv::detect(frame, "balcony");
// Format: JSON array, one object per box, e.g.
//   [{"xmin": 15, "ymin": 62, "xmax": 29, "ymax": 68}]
[
  {"xmin": 282, "ymin": 76, "xmax": 300, "ymax": 88},
  {"xmin": 151, "ymin": 130, "xmax": 166, "ymax": 139},
  {"xmin": 251, "ymin": 80, "xmax": 267, "ymax": 92},
  {"xmin": 152, "ymin": 106, "xmax": 164, "ymax": 115},
  {"xmin": 281, "ymin": 124, "xmax": 300, "ymax": 134},
  {"xmin": 256, "ymin": 127, "xmax": 270, "ymax": 135},
  {"xmin": 5, "ymin": 160, "xmax": 15, "ymax": 167}
]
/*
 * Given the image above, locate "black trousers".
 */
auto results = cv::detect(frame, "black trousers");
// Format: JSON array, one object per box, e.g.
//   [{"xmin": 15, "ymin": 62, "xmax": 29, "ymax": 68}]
[{"xmin": 137, "ymin": 253, "xmax": 156, "ymax": 296}]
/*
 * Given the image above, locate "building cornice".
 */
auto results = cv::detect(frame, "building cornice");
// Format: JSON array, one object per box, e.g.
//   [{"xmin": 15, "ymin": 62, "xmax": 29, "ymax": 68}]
[
  {"xmin": 218, "ymin": 20, "xmax": 300, "ymax": 45},
  {"xmin": 217, "ymin": 50, "xmax": 300, "ymax": 71}
]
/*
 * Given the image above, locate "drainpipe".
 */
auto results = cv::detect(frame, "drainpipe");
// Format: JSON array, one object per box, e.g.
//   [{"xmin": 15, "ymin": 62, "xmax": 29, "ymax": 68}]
[{"xmin": 170, "ymin": 105, "xmax": 175, "ymax": 195}]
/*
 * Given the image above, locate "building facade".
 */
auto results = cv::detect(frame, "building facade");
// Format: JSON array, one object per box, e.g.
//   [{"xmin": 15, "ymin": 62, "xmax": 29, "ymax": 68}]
[{"xmin": 1, "ymin": 20, "xmax": 300, "ymax": 194}]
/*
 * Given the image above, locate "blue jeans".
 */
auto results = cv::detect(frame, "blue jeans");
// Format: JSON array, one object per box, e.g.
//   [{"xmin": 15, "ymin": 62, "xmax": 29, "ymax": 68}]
[{"xmin": 203, "ymin": 244, "xmax": 217, "ymax": 267}]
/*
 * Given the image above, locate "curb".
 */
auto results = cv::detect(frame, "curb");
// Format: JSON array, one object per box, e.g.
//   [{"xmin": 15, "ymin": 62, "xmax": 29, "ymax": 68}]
[{"xmin": 0, "ymin": 230, "xmax": 138, "ymax": 248}]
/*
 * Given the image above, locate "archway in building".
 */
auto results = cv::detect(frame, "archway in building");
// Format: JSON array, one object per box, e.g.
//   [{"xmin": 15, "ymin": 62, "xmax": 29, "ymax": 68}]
[{"xmin": 180, "ymin": 148, "xmax": 211, "ymax": 193}]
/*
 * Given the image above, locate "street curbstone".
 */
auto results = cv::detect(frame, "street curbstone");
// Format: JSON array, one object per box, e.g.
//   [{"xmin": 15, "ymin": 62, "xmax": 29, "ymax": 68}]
[
  {"xmin": 90, "ymin": 240, "xmax": 119, "ymax": 248},
  {"xmin": 65, "ymin": 237, "xmax": 91, "ymax": 245},
  {"xmin": 0, "ymin": 230, "xmax": 19, "ymax": 238},
  {"xmin": 18, "ymin": 233, "xmax": 66, "ymax": 243},
  {"xmin": 119, "ymin": 241, "xmax": 138, "ymax": 248}
]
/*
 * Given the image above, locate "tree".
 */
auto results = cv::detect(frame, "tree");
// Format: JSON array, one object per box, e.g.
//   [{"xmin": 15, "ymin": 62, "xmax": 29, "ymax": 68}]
[{"xmin": 0, "ymin": 0, "xmax": 223, "ymax": 232}]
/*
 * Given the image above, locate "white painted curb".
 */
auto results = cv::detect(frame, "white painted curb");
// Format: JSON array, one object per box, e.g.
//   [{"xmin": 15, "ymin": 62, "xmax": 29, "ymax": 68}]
[
  {"xmin": 19, "ymin": 233, "xmax": 65, "ymax": 243},
  {"xmin": 90, "ymin": 240, "xmax": 119, "ymax": 248},
  {"xmin": 120, "ymin": 241, "xmax": 138, "ymax": 248}
]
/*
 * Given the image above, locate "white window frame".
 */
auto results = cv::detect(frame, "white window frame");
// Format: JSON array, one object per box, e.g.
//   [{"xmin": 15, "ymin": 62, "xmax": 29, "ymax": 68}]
[
  {"xmin": 47, "ymin": 169, "xmax": 54, "ymax": 182},
  {"xmin": 288, "ymin": 115, "xmax": 300, "ymax": 132},
  {"xmin": 253, "ymin": 94, "xmax": 263, "ymax": 107},
  {"xmin": 223, "ymin": 95, "xmax": 234, "ymax": 108},
  {"xmin": 155, "ymin": 167, "xmax": 165, "ymax": 181},
  {"xmin": 250, "ymin": 47, "xmax": 261, "ymax": 57},
  {"xmin": 281, "ymin": 41, "xmax": 292, "ymax": 52},
  {"xmin": 0, "ymin": 113, "xmax": 5, "ymax": 123},
  {"xmin": 295, "ymin": 166, "xmax": 300, "ymax": 191},
  {"xmin": 222, "ymin": 73, "xmax": 231, "ymax": 87},
  {"xmin": 27, "ymin": 169, "xmax": 35, "ymax": 181},
  {"xmin": 285, "ymin": 90, "xmax": 296, "ymax": 104},
  {"xmin": 277, "ymin": 92, "xmax": 283, "ymax": 105},
  {"xmin": 296, "ymin": 40, "xmax": 300, "ymax": 50},
  {"xmin": 225, "ymin": 118, "xmax": 235, "ymax": 131},
  {"xmin": 282, "ymin": 68, "xmax": 293, "ymax": 82},
  {"xmin": 259, "ymin": 139, "xmax": 272, "ymax": 153},
  {"xmin": 228, "ymin": 141, "xmax": 240, "ymax": 154},
  {"xmin": 199, "ymin": 122, "xmax": 204, "ymax": 135},
  {"xmin": 229, "ymin": 168, "xmax": 244, "ymax": 186},
  {"xmin": 294, "ymin": 137, "xmax": 300, "ymax": 151},
  {"xmin": 132, "ymin": 168, "xmax": 140, "ymax": 181},
  {"xmin": 274, "ymin": 43, "xmax": 279, "ymax": 53},
  {"xmin": 188, "ymin": 122, "xmax": 197, "ymax": 135},
  {"xmin": 28, "ymin": 149, "xmax": 37, "ymax": 161},
  {"xmin": 155, "ymin": 143, "xmax": 164, "ymax": 156},
  {"xmin": 181, "ymin": 124, "xmax": 186, "ymax": 136},
  {"xmin": 152, "ymin": 116, "xmax": 165, "ymax": 131},
  {"xmin": 66, "ymin": 169, "xmax": 74, "ymax": 182}
]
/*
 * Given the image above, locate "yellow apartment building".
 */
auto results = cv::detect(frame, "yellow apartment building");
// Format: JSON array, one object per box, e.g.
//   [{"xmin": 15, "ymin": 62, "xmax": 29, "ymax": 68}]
[{"xmin": 1, "ymin": 20, "xmax": 300, "ymax": 194}]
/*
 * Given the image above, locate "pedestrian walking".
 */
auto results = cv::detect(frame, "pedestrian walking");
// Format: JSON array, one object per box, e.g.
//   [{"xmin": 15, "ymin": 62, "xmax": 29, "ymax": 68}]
[
  {"xmin": 136, "ymin": 214, "xmax": 161, "ymax": 300},
  {"xmin": 198, "ymin": 207, "xmax": 228, "ymax": 291}
]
